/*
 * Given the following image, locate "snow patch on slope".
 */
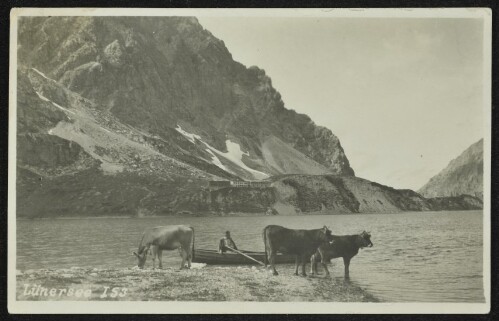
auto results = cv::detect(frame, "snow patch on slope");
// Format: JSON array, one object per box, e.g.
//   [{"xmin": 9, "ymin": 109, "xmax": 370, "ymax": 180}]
[
  {"xmin": 35, "ymin": 91, "xmax": 50, "ymax": 102},
  {"xmin": 35, "ymin": 91, "xmax": 75, "ymax": 115},
  {"xmin": 175, "ymin": 125, "xmax": 202, "ymax": 144},
  {"xmin": 205, "ymin": 149, "xmax": 229, "ymax": 172},
  {"xmin": 31, "ymin": 68, "xmax": 54, "ymax": 81},
  {"xmin": 175, "ymin": 125, "xmax": 268, "ymax": 180},
  {"xmin": 211, "ymin": 141, "xmax": 269, "ymax": 180},
  {"xmin": 175, "ymin": 125, "xmax": 228, "ymax": 172},
  {"xmin": 49, "ymin": 121, "xmax": 124, "ymax": 174}
]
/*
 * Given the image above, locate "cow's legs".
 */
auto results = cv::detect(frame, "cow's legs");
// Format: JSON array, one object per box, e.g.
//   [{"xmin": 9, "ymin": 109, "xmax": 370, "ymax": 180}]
[
  {"xmin": 310, "ymin": 254, "xmax": 318, "ymax": 275},
  {"xmin": 157, "ymin": 250, "xmax": 163, "ymax": 269},
  {"xmin": 150, "ymin": 246, "xmax": 156, "ymax": 269},
  {"xmin": 187, "ymin": 249, "xmax": 192, "ymax": 269},
  {"xmin": 300, "ymin": 255, "xmax": 308, "ymax": 276},
  {"xmin": 269, "ymin": 249, "xmax": 278, "ymax": 276},
  {"xmin": 343, "ymin": 257, "xmax": 351, "ymax": 279},
  {"xmin": 321, "ymin": 261, "xmax": 330, "ymax": 277},
  {"xmin": 179, "ymin": 249, "xmax": 188, "ymax": 270},
  {"xmin": 294, "ymin": 255, "xmax": 300, "ymax": 276}
]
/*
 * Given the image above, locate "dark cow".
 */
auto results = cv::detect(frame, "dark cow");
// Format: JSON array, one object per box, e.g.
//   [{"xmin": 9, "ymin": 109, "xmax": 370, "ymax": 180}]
[
  {"xmin": 133, "ymin": 225, "xmax": 195, "ymax": 270},
  {"xmin": 263, "ymin": 225, "xmax": 333, "ymax": 276},
  {"xmin": 310, "ymin": 231, "xmax": 373, "ymax": 278}
]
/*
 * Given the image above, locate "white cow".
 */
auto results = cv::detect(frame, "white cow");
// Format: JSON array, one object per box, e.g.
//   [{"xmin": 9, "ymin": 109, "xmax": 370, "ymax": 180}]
[{"xmin": 133, "ymin": 225, "xmax": 195, "ymax": 269}]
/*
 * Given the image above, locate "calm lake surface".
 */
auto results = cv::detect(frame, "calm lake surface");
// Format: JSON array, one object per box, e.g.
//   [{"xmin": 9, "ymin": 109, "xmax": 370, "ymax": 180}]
[{"xmin": 17, "ymin": 211, "xmax": 484, "ymax": 302}]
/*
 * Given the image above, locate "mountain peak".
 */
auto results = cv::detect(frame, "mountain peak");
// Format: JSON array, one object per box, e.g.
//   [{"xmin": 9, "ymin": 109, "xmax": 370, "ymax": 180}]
[{"xmin": 418, "ymin": 139, "xmax": 483, "ymax": 199}]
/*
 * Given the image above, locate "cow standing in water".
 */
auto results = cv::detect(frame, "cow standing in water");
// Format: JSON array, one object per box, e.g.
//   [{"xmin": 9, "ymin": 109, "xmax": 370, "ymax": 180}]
[
  {"xmin": 133, "ymin": 225, "xmax": 195, "ymax": 270},
  {"xmin": 310, "ymin": 231, "xmax": 373, "ymax": 278},
  {"xmin": 263, "ymin": 225, "xmax": 333, "ymax": 276}
]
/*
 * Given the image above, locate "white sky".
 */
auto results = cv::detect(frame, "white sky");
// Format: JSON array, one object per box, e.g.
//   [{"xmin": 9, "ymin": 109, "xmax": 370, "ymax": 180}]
[{"xmin": 198, "ymin": 17, "xmax": 484, "ymax": 190}]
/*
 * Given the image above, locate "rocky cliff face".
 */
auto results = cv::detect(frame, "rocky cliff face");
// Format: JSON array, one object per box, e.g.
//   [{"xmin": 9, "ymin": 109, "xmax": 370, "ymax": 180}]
[
  {"xmin": 418, "ymin": 139, "xmax": 483, "ymax": 200},
  {"xmin": 17, "ymin": 16, "xmax": 354, "ymax": 182},
  {"xmin": 17, "ymin": 171, "xmax": 482, "ymax": 218},
  {"xmin": 16, "ymin": 16, "xmax": 480, "ymax": 218},
  {"xmin": 268, "ymin": 175, "xmax": 481, "ymax": 215}
]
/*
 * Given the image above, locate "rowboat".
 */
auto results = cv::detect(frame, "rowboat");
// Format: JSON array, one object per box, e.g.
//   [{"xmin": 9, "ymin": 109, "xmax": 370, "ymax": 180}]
[{"xmin": 192, "ymin": 249, "xmax": 295, "ymax": 265}]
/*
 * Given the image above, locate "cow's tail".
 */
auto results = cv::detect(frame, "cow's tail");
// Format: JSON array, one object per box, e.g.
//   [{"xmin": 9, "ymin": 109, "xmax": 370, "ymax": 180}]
[
  {"xmin": 190, "ymin": 227, "xmax": 195, "ymax": 261},
  {"xmin": 263, "ymin": 226, "xmax": 268, "ymax": 266}
]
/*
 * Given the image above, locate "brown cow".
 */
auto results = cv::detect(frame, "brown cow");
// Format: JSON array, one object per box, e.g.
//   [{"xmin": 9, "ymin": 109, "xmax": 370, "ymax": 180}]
[
  {"xmin": 263, "ymin": 225, "xmax": 333, "ymax": 276},
  {"xmin": 133, "ymin": 225, "xmax": 195, "ymax": 270},
  {"xmin": 310, "ymin": 231, "xmax": 373, "ymax": 278}
]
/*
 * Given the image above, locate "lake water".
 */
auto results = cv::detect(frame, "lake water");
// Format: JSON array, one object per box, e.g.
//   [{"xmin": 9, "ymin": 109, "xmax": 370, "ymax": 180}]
[{"xmin": 16, "ymin": 211, "xmax": 485, "ymax": 302}]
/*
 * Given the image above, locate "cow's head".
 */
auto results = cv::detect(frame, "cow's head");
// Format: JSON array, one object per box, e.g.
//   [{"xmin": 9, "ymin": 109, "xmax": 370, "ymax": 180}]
[
  {"xmin": 320, "ymin": 225, "xmax": 333, "ymax": 241},
  {"xmin": 358, "ymin": 231, "xmax": 373, "ymax": 248},
  {"xmin": 133, "ymin": 251, "xmax": 147, "ymax": 269}
]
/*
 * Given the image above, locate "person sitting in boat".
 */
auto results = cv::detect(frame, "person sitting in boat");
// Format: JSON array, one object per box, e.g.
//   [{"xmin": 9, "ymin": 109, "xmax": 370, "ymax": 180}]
[{"xmin": 219, "ymin": 231, "xmax": 238, "ymax": 254}]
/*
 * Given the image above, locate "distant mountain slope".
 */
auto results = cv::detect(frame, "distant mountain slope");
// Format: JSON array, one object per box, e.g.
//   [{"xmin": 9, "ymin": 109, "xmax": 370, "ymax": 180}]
[{"xmin": 418, "ymin": 139, "xmax": 483, "ymax": 199}]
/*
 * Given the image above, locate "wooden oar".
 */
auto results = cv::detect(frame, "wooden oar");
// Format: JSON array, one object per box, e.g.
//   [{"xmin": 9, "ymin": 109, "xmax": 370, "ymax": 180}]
[{"xmin": 225, "ymin": 246, "xmax": 266, "ymax": 266}]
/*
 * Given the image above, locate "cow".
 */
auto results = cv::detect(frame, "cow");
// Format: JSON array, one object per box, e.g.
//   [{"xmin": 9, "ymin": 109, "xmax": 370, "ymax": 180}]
[
  {"xmin": 263, "ymin": 225, "xmax": 333, "ymax": 276},
  {"xmin": 133, "ymin": 225, "xmax": 195, "ymax": 270},
  {"xmin": 310, "ymin": 231, "xmax": 373, "ymax": 278}
]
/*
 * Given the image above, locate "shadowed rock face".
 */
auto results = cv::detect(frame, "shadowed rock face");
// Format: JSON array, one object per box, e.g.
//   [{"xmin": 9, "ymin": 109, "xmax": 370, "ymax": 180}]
[
  {"xmin": 16, "ymin": 168, "xmax": 482, "ymax": 218},
  {"xmin": 17, "ymin": 16, "xmax": 354, "ymax": 180},
  {"xmin": 419, "ymin": 139, "xmax": 483, "ymax": 200}
]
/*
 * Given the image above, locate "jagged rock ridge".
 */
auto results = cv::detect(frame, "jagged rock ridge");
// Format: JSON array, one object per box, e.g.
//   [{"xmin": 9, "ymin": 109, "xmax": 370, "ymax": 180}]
[{"xmin": 17, "ymin": 16, "xmax": 354, "ymax": 180}]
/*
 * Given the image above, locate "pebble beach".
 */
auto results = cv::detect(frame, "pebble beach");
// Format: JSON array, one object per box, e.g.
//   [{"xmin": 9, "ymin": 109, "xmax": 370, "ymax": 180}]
[{"xmin": 16, "ymin": 264, "xmax": 378, "ymax": 302}]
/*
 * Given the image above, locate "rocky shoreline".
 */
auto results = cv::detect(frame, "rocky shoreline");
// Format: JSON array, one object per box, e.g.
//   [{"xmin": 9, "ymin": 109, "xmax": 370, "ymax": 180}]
[{"xmin": 16, "ymin": 265, "xmax": 378, "ymax": 302}]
